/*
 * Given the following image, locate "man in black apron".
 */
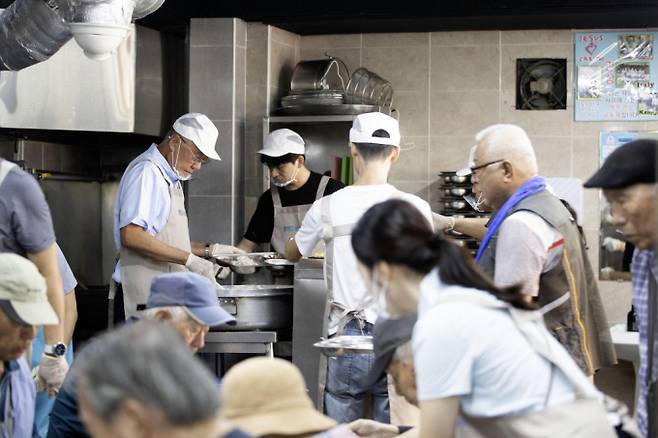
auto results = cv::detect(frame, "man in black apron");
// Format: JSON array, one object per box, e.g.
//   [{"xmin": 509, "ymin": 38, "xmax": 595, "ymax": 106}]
[
  {"xmin": 238, "ymin": 128, "xmax": 344, "ymax": 255},
  {"xmin": 113, "ymin": 113, "xmax": 243, "ymax": 319},
  {"xmin": 585, "ymin": 139, "xmax": 658, "ymax": 438}
]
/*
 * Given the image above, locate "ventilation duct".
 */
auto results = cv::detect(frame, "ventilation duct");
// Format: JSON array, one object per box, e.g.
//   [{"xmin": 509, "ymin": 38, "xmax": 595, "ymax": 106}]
[{"xmin": 0, "ymin": 0, "xmax": 164, "ymax": 71}]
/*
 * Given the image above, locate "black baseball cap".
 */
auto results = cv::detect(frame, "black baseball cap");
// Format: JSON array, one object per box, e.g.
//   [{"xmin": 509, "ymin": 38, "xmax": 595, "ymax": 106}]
[
  {"xmin": 365, "ymin": 313, "xmax": 417, "ymax": 388},
  {"xmin": 584, "ymin": 138, "xmax": 657, "ymax": 189}
]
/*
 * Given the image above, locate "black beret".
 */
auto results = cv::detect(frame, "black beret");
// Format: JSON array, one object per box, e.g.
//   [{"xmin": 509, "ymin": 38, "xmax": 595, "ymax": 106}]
[{"xmin": 584, "ymin": 138, "xmax": 657, "ymax": 189}]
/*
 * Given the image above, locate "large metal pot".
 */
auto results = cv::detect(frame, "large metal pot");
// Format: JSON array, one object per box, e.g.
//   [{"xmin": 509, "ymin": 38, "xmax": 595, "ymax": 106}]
[{"xmin": 214, "ymin": 285, "xmax": 293, "ymax": 331}]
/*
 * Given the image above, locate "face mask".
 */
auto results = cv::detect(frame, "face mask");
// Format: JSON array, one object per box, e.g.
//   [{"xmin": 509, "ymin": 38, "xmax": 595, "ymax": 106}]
[
  {"xmin": 272, "ymin": 161, "xmax": 300, "ymax": 188},
  {"xmin": 370, "ymin": 269, "xmax": 390, "ymax": 318},
  {"xmin": 172, "ymin": 140, "xmax": 192, "ymax": 181},
  {"xmin": 464, "ymin": 192, "xmax": 485, "ymax": 212}
]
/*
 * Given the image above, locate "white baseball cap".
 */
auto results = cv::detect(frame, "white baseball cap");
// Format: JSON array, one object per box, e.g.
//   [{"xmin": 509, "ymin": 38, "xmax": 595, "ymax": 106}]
[
  {"xmin": 349, "ymin": 112, "xmax": 401, "ymax": 147},
  {"xmin": 0, "ymin": 254, "xmax": 59, "ymax": 326},
  {"xmin": 456, "ymin": 145, "xmax": 477, "ymax": 176},
  {"xmin": 172, "ymin": 113, "xmax": 221, "ymax": 161},
  {"xmin": 258, "ymin": 129, "xmax": 305, "ymax": 157}
]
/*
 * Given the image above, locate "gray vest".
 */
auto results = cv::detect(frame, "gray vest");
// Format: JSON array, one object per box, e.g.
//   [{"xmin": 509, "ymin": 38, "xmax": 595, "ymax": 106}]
[{"xmin": 479, "ymin": 190, "xmax": 616, "ymax": 374}]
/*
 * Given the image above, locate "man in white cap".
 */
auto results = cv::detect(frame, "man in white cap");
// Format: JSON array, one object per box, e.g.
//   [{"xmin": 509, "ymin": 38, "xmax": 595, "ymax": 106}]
[
  {"xmin": 237, "ymin": 128, "xmax": 344, "ymax": 255},
  {"xmin": 285, "ymin": 112, "xmax": 433, "ymax": 424},
  {"xmin": 0, "ymin": 253, "xmax": 60, "ymax": 438},
  {"xmin": 113, "ymin": 112, "xmax": 243, "ymax": 320}
]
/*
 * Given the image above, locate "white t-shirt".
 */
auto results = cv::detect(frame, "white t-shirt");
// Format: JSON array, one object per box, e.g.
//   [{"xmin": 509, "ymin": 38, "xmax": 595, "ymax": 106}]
[
  {"xmin": 494, "ymin": 211, "xmax": 564, "ymax": 296},
  {"xmin": 414, "ymin": 270, "xmax": 599, "ymax": 418},
  {"xmin": 295, "ymin": 184, "xmax": 433, "ymax": 334}
]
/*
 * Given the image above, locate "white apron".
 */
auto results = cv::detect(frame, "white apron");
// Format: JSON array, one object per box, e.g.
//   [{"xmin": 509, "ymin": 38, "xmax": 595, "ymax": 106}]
[
  {"xmin": 270, "ymin": 175, "xmax": 329, "ymax": 254},
  {"xmin": 119, "ymin": 159, "xmax": 191, "ymax": 319}
]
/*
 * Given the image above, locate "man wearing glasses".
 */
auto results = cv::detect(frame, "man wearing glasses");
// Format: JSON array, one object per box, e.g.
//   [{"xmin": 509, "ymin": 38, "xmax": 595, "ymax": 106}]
[
  {"xmin": 437, "ymin": 124, "xmax": 615, "ymax": 377},
  {"xmin": 112, "ymin": 113, "xmax": 243, "ymax": 319}
]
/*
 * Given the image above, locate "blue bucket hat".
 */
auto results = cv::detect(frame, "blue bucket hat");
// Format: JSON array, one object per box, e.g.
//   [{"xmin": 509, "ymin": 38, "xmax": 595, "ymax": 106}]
[{"xmin": 147, "ymin": 272, "xmax": 235, "ymax": 327}]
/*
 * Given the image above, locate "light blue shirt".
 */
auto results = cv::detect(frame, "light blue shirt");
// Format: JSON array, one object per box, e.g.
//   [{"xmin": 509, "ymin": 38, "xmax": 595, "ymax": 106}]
[{"xmin": 112, "ymin": 144, "xmax": 179, "ymax": 282}]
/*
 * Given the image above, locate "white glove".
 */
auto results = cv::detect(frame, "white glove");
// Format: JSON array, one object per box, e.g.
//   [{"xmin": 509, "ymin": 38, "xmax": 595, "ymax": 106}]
[
  {"xmin": 216, "ymin": 266, "xmax": 231, "ymax": 280},
  {"xmin": 602, "ymin": 236, "xmax": 625, "ymax": 252},
  {"xmin": 348, "ymin": 419, "xmax": 399, "ymax": 438},
  {"xmin": 432, "ymin": 212, "xmax": 455, "ymax": 231},
  {"xmin": 36, "ymin": 355, "xmax": 69, "ymax": 398},
  {"xmin": 185, "ymin": 253, "xmax": 220, "ymax": 281},
  {"xmin": 209, "ymin": 244, "xmax": 245, "ymax": 257}
]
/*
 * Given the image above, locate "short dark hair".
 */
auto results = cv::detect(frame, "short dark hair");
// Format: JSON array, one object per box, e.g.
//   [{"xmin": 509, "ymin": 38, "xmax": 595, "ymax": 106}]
[
  {"xmin": 260, "ymin": 153, "xmax": 304, "ymax": 167},
  {"xmin": 353, "ymin": 129, "xmax": 396, "ymax": 162}
]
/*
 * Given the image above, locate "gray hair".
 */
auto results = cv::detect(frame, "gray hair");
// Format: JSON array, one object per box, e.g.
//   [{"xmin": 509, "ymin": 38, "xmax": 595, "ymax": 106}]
[
  {"xmin": 140, "ymin": 306, "xmax": 190, "ymax": 323},
  {"xmin": 78, "ymin": 320, "xmax": 219, "ymax": 425},
  {"xmin": 393, "ymin": 340, "xmax": 414, "ymax": 365},
  {"xmin": 475, "ymin": 124, "xmax": 538, "ymax": 175}
]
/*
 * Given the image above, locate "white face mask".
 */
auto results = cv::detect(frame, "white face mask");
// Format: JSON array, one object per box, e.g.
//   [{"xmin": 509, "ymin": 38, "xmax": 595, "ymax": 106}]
[
  {"xmin": 172, "ymin": 140, "xmax": 192, "ymax": 181},
  {"xmin": 370, "ymin": 269, "xmax": 390, "ymax": 318},
  {"xmin": 464, "ymin": 192, "xmax": 485, "ymax": 212},
  {"xmin": 271, "ymin": 161, "xmax": 300, "ymax": 188}
]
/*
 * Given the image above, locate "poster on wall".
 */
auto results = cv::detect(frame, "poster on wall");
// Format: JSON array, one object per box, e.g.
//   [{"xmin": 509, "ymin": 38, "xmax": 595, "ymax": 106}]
[{"xmin": 575, "ymin": 31, "xmax": 658, "ymax": 121}]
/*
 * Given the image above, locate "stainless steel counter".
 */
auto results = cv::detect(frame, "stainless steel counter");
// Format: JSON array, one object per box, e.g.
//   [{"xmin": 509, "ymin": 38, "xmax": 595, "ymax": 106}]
[{"xmin": 292, "ymin": 258, "xmax": 327, "ymax": 409}]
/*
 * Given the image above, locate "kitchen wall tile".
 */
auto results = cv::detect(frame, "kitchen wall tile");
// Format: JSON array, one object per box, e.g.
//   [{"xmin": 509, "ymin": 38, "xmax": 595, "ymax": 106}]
[
  {"xmin": 247, "ymin": 22, "xmax": 268, "ymax": 41},
  {"xmin": 643, "ymin": 121, "xmax": 658, "ymax": 131},
  {"xmin": 362, "ymin": 47, "xmax": 429, "ymax": 92},
  {"xmin": 573, "ymin": 136, "xmax": 600, "ymax": 181},
  {"xmin": 235, "ymin": 47, "xmax": 247, "ymax": 122},
  {"xmin": 299, "ymin": 48, "xmax": 362, "ymax": 78},
  {"xmin": 190, "ymin": 18, "xmax": 234, "ymax": 47},
  {"xmin": 430, "ymin": 91, "xmax": 499, "ymax": 136},
  {"xmin": 363, "ymin": 32, "xmax": 429, "ymax": 47},
  {"xmin": 431, "ymin": 45, "xmax": 500, "ymax": 91},
  {"xmin": 500, "ymin": 44, "xmax": 573, "ymax": 91},
  {"xmin": 247, "ymin": 38, "xmax": 268, "ymax": 87},
  {"xmin": 429, "ymin": 136, "xmax": 475, "ymax": 175},
  {"xmin": 271, "ymin": 26, "xmax": 300, "ymax": 48},
  {"xmin": 244, "ymin": 196, "xmax": 258, "ymax": 228},
  {"xmin": 583, "ymin": 190, "xmax": 601, "ymax": 231},
  {"xmin": 431, "ymin": 31, "xmax": 500, "ymax": 47},
  {"xmin": 246, "ymin": 84, "xmax": 268, "ymax": 127},
  {"xmin": 188, "ymin": 196, "xmax": 233, "ymax": 243},
  {"xmin": 189, "ymin": 46, "xmax": 234, "ymax": 121},
  {"xmin": 390, "ymin": 181, "xmax": 431, "ymax": 203},
  {"xmin": 394, "ymin": 91, "xmax": 429, "ymax": 137},
  {"xmin": 501, "ymin": 30, "xmax": 573, "ymax": 45},
  {"xmin": 500, "ymin": 89, "xmax": 572, "ymax": 136},
  {"xmin": 235, "ymin": 19, "xmax": 247, "ymax": 48},
  {"xmin": 188, "ymin": 121, "xmax": 233, "ymax": 197},
  {"xmin": 573, "ymin": 121, "xmax": 641, "ymax": 138},
  {"xmin": 301, "ymin": 34, "xmax": 362, "ymax": 49},
  {"xmin": 245, "ymin": 177, "xmax": 263, "ymax": 198},
  {"xmin": 598, "ymin": 280, "xmax": 632, "ymax": 326},
  {"xmin": 389, "ymin": 136, "xmax": 429, "ymax": 182},
  {"xmin": 531, "ymin": 136, "xmax": 572, "ymax": 177},
  {"xmin": 270, "ymin": 42, "xmax": 297, "ymax": 91}
]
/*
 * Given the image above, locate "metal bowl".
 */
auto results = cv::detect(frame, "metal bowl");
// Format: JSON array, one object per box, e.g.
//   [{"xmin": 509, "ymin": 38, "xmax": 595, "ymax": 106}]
[{"xmin": 314, "ymin": 335, "xmax": 373, "ymax": 357}]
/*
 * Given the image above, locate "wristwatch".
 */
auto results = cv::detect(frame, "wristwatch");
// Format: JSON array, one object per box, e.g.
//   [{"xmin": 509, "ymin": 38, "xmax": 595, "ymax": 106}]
[{"xmin": 44, "ymin": 342, "xmax": 67, "ymax": 358}]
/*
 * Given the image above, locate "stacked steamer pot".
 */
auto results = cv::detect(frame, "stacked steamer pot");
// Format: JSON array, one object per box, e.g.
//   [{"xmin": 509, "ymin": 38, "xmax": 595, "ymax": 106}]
[{"xmin": 437, "ymin": 171, "xmax": 489, "ymax": 257}]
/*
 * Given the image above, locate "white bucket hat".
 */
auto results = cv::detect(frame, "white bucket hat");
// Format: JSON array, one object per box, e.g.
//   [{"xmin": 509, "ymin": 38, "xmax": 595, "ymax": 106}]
[
  {"xmin": 258, "ymin": 129, "xmax": 305, "ymax": 157},
  {"xmin": 172, "ymin": 113, "xmax": 221, "ymax": 161},
  {"xmin": 0, "ymin": 254, "xmax": 59, "ymax": 326},
  {"xmin": 349, "ymin": 112, "xmax": 401, "ymax": 147}
]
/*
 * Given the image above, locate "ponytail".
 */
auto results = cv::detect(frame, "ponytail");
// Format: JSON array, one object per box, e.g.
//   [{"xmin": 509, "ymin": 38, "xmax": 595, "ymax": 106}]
[{"xmin": 352, "ymin": 199, "xmax": 535, "ymax": 311}]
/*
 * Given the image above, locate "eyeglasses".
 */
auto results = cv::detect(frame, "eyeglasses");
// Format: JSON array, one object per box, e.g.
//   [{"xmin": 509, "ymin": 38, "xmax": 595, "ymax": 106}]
[
  {"xmin": 470, "ymin": 159, "xmax": 504, "ymax": 175},
  {"xmin": 181, "ymin": 140, "xmax": 208, "ymax": 165}
]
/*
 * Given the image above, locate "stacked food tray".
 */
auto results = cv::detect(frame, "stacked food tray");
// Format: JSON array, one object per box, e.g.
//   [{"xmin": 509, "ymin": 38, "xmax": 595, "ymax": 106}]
[{"xmin": 437, "ymin": 171, "xmax": 490, "ymax": 257}]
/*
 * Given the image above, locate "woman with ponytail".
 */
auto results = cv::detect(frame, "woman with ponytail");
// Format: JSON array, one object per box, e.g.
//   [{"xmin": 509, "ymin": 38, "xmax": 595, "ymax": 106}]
[{"xmin": 351, "ymin": 199, "xmax": 619, "ymax": 438}]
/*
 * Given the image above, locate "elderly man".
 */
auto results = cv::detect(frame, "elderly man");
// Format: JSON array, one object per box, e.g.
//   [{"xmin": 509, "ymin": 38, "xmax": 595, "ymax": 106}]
[
  {"xmin": 78, "ymin": 321, "xmax": 236, "ymax": 438},
  {"xmin": 0, "ymin": 157, "xmax": 69, "ymax": 396},
  {"xmin": 439, "ymin": 124, "xmax": 614, "ymax": 376},
  {"xmin": 113, "ymin": 112, "xmax": 242, "ymax": 320},
  {"xmin": 0, "ymin": 253, "xmax": 60, "ymax": 438},
  {"xmin": 584, "ymin": 138, "xmax": 658, "ymax": 438},
  {"xmin": 47, "ymin": 272, "xmax": 235, "ymax": 438}
]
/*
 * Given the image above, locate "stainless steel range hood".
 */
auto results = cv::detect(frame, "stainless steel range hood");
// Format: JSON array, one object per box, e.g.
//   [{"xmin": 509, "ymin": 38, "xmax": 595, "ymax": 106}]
[{"xmin": 0, "ymin": 24, "xmax": 167, "ymax": 136}]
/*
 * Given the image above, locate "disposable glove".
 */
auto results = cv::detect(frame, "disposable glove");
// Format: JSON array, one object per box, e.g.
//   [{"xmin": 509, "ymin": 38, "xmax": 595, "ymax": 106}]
[
  {"xmin": 431, "ymin": 212, "xmax": 455, "ymax": 231},
  {"xmin": 602, "ymin": 236, "xmax": 625, "ymax": 252},
  {"xmin": 185, "ymin": 253, "xmax": 220, "ymax": 281},
  {"xmin": 35, "ymin": 355, "xmax": 69, "ymax": 398},
  {"xmin": 209, "ymin": 244, "xmax": 245, "ymax": 257}
]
